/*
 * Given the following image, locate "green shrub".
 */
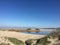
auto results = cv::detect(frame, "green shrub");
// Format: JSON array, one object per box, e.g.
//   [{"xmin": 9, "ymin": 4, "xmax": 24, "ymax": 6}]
[
  {"xmin": 7, "ymin": 37, "xmax": 24, "ymax": 45},
  {"xmin": 25, "ymin": 39, "xmax": 33, "ymax": 45},
  {"xmin": 0, "ymin": 43, "xmax": 10, "ymax": 45},
  {"xmin": 36, "ymin": 36, "xmax": 51, "ymax": 45}
]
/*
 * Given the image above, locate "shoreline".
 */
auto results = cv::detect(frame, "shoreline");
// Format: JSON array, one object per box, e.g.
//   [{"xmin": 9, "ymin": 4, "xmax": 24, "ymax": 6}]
[{"xmin": 0, "ymin": 30, "xmax": 45, "ymax": 42}]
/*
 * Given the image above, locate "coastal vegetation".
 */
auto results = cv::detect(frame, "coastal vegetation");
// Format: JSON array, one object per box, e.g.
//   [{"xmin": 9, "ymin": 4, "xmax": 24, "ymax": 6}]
[
  {"xmin": 0, "ymin": 43, "xmax": 10, "ymax": 45},
  {"xmin": 7, "ymin": 37, "xmax": 24, "ymax": 45},
  {"xmin": 27, "ymin": 28, "xmax": 31, "ymax": 33},
  {"xmin": 35, "ymin": 28, "xmax": 40, "ymax": 33},
  {"xmin": 7, "ymin": 28, "xmax": 40, "ymax": 33},
  {"xmin": 35, "ymin": 37, "xmax": 51, "ymax": 45},
  {"xmin": 25, "ymin": 39, "xmax": 33, "ymax": 45},
  {"xmin": 0, "ymin": 28, "xmax": 60, "ymax": 45},
  {"xmin": 25, "ymin": 30, "xmax": 60, "ymax": 45},
  {"xmin": 25, "ymin": 36, "xmax": 51, "ymax": 45}
]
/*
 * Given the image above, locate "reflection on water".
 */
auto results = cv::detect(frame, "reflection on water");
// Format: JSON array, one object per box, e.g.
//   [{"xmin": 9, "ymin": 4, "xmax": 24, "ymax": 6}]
[
  {"xmin": 22, "ymin": 31, "xmax": 51, "ymax": 35},
  {"xmin": 22, "ymin": 29, "xmax": 55, "ymax": 35}
]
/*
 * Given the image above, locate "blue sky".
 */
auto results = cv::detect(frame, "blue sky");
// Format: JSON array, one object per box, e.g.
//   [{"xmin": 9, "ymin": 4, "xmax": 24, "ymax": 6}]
[{"xmin": 0, "ymin": 0, "xmax": 60, "ymax": 28}]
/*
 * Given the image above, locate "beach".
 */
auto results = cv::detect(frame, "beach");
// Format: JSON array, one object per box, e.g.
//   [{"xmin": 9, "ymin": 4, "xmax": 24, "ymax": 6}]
[{"xmin": 0, "ymin": 30, "xmax": 45, "ymax": 42}]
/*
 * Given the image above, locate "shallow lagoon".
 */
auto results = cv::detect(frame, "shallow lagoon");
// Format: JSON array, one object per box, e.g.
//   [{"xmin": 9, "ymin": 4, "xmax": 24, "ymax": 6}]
[
  {"xmin": 23, "ymin": 31, "xmax": 51, "ymax": 35},
  {"xmin": 22, "ymin": 29, "xmax": 55, "ymax": 35}
]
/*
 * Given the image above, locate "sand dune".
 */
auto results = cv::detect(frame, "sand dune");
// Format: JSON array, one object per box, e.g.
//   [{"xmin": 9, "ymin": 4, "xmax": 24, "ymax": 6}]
[{"xmin": 0, "ymin": 30, "xmax": 45, "ymax": 42}]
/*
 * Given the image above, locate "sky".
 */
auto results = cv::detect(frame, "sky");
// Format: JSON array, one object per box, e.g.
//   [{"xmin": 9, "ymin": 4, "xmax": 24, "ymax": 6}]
[{"xmin": 0, "ymin": 0, "xmax": 60, "ymax": 28}]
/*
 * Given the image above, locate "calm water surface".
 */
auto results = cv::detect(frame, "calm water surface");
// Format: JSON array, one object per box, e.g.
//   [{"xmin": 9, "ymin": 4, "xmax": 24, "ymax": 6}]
[
  {"xmin": 23, "ymin": 31, "xmax": 51, "ymax": 35},
  {"xmin": 22, "ymin": 29, "xmax": 55, "ymax": 35}
]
